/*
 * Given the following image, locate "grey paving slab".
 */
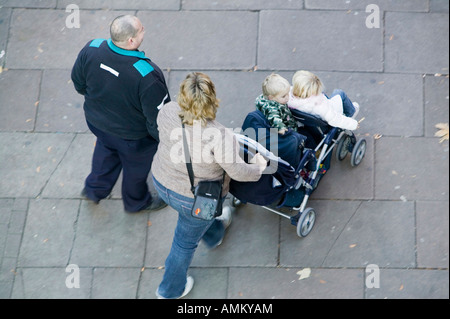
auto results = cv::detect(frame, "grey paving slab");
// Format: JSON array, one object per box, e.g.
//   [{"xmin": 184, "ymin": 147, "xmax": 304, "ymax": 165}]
[
  {"xmin": 365, "ymin": 269, "xmax": 449, "ymax": 299},
  {"xmin": 182, "ymin": 0, "xmax": 304, "ymax": 10},
  {"xmin": 137, "ymin": 11, "xmax": 258, "ymax": 70},
  {"xmin": 258, "ymin": 10, "xmax": 383, "ymax": 72},
  {"xmin": 424, "ymin": 75, "xmax": 449, "ymax": 138},
  {"xmin": 136, "ymin": 267, "xmax": 162, "ymax": 299},
  {"xmin": 0, "ymin": 69, "xmax": 41, "ymax": 131},
  {"xmin": 57, "ymin": 0, "xmax": 181, "ymax": 10},
  {"xmin": 6, "ymin": 9, "xmax": 132, "ymax": 69},
  {"xmin": 312, "ymin": 136, "xmax": 374, "ymax": 200},
  {"xmin": 375, "ymin": 137, "xmax": 449, "ymax": 201},
  {"xmin": 41, "ymin": 133, "xmax": 95, "ymax": 198},
  {"xmin": 0, "ymin": 198, "xmax": 28, "ymax": 298},
  {"xmin": 228, "ymin": 267, "xmax": 364, "ymax": 299},
  {"xmin": 416, "ymin": 201, "xmax": 449, "ymax": 269},
  {"xmin": 311, "ymin": 72, "xmax": 424, "ymax": 137},
  {"xmin": 92, "ymin": 267, "xmax": 141, "ymax": 299},
  {"xmin": 430, "ymin": 0, "xmax": 450, "ymax": 13},
  {"xmin": 0, "ymin": 132, "xmax": 75, "ymax": 197},
  {"xmin": 322, "ymin": 201, "xmax": 416, "ymax": 268},
  {"xmin": 191, "ymin": 204, "xmax": 280, "ymax": 267},
  {"xmin": 11, "ymin": 267, "xmax": 92, "ymax": 299},
  {"xmin": 145, "ymin": 206, "xmax": 177, "ymax": 267},
  {"xmin": 0, "ymin": 0, "xmax": 57, "ymax": 8},
  {"xmin": 305, "ymin": 0, "xmax": 429, "ymax": 11},
  {"xmin": 138, "ymin": 267, "xmax": 228, "ymax": 299},
  {"xmin": 279, "ymin": 200, "xmax": 361, "ymax": 267},
  {"xmin": 385, "ymin": 12, "xmax": 449, "ymax": 74},
  {"xmin": 0, "ymin": 257, "xmax": 15, "ymax": 298},
  {"xmin": 18, "ymin": 199, "xmax": 79, "ymax": 267},
  {"xmin": 0, "ymin": 8, "xmax": 11, "ymax": 67},
  {"xmin": 70, "ymin": 200, "xmax": 148, "ymax": 267},
  {"xmin": 35, "ymin": 69, "xmax": 87, "ymax": 133}
]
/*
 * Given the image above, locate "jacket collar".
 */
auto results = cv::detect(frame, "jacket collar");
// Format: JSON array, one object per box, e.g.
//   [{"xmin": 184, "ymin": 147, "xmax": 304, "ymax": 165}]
[{"xmin": 107, "ymin": 38, "xmax": 147, "ymax": 59}]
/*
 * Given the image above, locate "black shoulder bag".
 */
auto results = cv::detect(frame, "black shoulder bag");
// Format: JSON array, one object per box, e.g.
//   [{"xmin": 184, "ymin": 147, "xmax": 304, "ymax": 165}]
[{"xmin": 181, "ymin": 121, "xmax": 225, "ymax": 220}]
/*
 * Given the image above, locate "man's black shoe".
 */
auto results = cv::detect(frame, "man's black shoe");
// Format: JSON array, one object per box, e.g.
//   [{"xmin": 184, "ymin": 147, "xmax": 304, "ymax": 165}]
[
  {"xmin": 127, "ymin": 197, "xmax": 167, "ymax": 213},
  {"xmin": 81, "ymin": 188, "xmax": 99, "ymax": 204}
]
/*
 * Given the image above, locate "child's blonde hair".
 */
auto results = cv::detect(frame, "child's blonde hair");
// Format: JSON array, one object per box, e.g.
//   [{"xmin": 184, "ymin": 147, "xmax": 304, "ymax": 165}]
[
  {"xmin": 292, "ymin": 70, "xmax": 323, "ymax": 99},
  {"xmin": 178, "ymin": 72, "xmax": 220, "ymax": 126},
  {"xmin": 262, "ymin": 73, "xmax": 290, "ymax": 99}
]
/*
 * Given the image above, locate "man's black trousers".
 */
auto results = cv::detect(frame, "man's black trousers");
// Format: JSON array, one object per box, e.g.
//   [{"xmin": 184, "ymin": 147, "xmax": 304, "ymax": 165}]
[{"xmin": 84, "ymin": 121, "xmax": 158, "ymax": 212}]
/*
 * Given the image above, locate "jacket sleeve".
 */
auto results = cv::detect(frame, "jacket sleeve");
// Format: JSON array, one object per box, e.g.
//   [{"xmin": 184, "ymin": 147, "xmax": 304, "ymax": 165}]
[
  {"xmin": 214, "ymin": 127, "xmax": 264, "ymax": 182},
  {"xmin": 264, "ymin": 106, "xmax": 288, "ymax": 131},
  {"xmin": 139, "ymin": 77, "xmax": 171, "ymax": 142},
  {"xmin": 71, "ymin": 46, "xmax": 88, "ymax": 96},
  {"xmin": 318, "ymin": 102, "xmax": 358, "ymax": 130}
]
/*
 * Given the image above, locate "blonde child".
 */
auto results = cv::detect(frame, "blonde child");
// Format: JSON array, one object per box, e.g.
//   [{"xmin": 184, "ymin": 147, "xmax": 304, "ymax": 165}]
[
  {"xmin": 255, "ymin": 74, "xmax": 297, "ymax": 135},
  {"xmin": 288, "ymin": 70, "xmax": 360, "ymax": 131}
]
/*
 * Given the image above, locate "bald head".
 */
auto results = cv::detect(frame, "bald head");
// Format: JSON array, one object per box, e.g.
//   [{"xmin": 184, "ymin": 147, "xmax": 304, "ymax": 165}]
[{"xmin": 110, "ymin": 15, "xmax": 144, "ymax": 49}]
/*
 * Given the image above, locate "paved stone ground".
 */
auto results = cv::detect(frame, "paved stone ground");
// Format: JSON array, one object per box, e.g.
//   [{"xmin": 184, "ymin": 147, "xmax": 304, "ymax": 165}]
[{"xmin": 0, "ymin": 0, "xmax": 448, "ymax": 300}]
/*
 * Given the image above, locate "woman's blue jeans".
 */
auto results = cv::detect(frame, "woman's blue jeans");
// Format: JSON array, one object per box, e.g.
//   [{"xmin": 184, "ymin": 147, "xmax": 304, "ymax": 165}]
[
  {"xmin": 329, "ymin": 89, "xmax": 356, "ymax": 117},
  {"xmin": 152, "ymin": 176, "xmax": 225, "ymax": 299}
]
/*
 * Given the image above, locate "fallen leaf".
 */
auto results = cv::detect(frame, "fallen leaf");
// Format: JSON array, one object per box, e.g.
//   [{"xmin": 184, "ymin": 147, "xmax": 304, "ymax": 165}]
[
  {"xmin": 435, "ymin": 123, "xmax": 449, "ymax": 143},
  {"xmin": 36, "ymin": 166, "xmax": 41, "ymax": 173},
  {"xmin": 297, "ymin": 268, "xmax": 311, "ymax": 280},
  {"xmin": 349, "ymin": 244, "xmax": 357, "ymax": 248},
  {"xmin": 141, "ymin": 267, "xmax": 145, "ymax": 272},
  {"xmin": 47, "ymin": 146, "xmax": 52, "ymax": 153},
  {"xmin": 147, "ymin": 221, "xmax": 152, "ymax": 227},
  {"xmin": 399, "ymin": 284, "xmax": 404, "ymax": 291},
  {"xmin": 378, "ymin": 81, "xmax": 385, "ymax": 85},
  {"xmin": 389, "ymin": 34, "xmax": 394, "ymax": 41},
  {"xmin": 319, "ymin": 279, "xmax": 327, "ymax": 284},
  {"xmin": 374, "ymin": 134, "xmax": 383, "ymax": 140},
  {"xmin": 34, "ymin": 101, "xmax": 39, "ymax": 107}
]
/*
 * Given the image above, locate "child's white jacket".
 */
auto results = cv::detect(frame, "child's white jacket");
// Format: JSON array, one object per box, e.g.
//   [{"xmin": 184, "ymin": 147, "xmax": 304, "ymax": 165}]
[{"xmin": 288, "ymin": 88, "xmax": 358, "ymax": 131}]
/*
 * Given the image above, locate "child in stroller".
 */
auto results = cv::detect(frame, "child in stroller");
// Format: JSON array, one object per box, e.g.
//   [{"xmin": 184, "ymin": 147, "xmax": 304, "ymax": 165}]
[{"xmin": 229, "ymin": 90, "xmax": 367, "ymax": 238}]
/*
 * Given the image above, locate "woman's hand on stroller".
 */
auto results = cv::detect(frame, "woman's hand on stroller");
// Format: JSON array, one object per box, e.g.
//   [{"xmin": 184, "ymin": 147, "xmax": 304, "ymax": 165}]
[
  {"xmin": 250, "ymin": 153, "xmax": 268, "ymax": 173},
  {"xmin": 278, "ymin": 128, "xmax": 288, "ymax": 135}
]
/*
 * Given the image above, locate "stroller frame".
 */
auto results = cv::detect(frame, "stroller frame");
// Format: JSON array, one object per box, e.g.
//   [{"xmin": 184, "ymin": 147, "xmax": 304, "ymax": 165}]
[{"xmin": 233, "ymin": 110, "xmax": 367, "ymax": 238}]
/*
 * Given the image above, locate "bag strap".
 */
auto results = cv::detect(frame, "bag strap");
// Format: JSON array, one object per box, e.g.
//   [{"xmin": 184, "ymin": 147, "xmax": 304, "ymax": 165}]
[
  {"xmin": 181, "ymin": 121, "xmax": 196, "ymax": 194},
  {"xmin": 181, "ymin": 120, "xmax": 226, "ymax": 195}
]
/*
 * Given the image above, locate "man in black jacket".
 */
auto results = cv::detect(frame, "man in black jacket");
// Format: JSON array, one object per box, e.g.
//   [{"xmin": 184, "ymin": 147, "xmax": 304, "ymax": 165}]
[{"xmin": 71, "ymin": 15, "xmax": 170, "ymax": 213}]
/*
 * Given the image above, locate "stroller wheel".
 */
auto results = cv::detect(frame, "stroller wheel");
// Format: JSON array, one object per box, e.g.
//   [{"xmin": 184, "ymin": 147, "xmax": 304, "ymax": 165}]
[
  {"xmin": 336, "ymin": 135, "xmax": 352, "ymax": 161},
  {"xmin": 350, "ymin": 139, "xmax": 367, "ymax": 167},
  {"xmin": 297, "ymin": 208, "xmax": 316, "ymax": 237},
  {"xmin": 231, "ymin": 196, "xmax": 243, "ymax": 208}
]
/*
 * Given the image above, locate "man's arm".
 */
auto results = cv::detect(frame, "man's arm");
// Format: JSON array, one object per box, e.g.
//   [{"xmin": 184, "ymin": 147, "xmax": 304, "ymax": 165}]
[
  {"xmin": 71, "ymin": 47, "xmax": 87, "ymax": 95},
  {"xmin": 140, "ymin": 78, "xmax": 171, "ymax": 142}
]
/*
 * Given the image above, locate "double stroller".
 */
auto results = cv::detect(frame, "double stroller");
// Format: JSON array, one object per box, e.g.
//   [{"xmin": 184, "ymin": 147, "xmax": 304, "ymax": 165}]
[{"xmin": 229, "ymin": 108, "xmax": 367, "ymax": 238}]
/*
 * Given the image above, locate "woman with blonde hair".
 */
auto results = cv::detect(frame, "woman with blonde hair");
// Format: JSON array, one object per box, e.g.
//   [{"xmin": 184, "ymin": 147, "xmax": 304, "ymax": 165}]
[{"xmin": 152, "ymin": 72, "xmax": 267, "ymax": 299}]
